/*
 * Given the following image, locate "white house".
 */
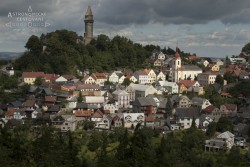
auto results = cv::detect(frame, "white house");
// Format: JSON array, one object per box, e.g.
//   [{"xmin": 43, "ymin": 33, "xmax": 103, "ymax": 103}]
[
  {"xmin": 157, "ymin": 52, "xmax": 166, "ymax": 60},
  {"xmin": 55, "ymin": 76, "xmax": 68, "ymax": 82},
  {"xmin": 156, "ymin": 81, "xmax": 179, "ymax": 94},
  {"xmin": 175, "ymin": 107, "xmax": 200, "ymax": 129},
  {"xmin": 109, "ymin": 71, "xmax": 121, "ymax": 83},
  {"xmin": 84, "ymin": 96, "xmax": 104, "ymax": 109},
  {"xmin": 145, "ymin": 69, "xmax": 157, "ymax": 84},
  {"xmin": 123, "ymin": 113, "xmax": 144, "ymax": 128},
  {"xmin": 133, "ymin": 70, "xmax": 148, "ymax": 85},
  {"xmin": 103, "ymin": 103, "xmax": 119, "ymax": 114},
  {"xmin": 112, "ymin": 90, "xmax": 130, "ymax": 108},
  {"xmin": 82, "ymin": 75, "xmax": 96, "ymax": 84},
  {"xmin": 156, "ymin": 71, "xmax": 166, "ymax": 81},
  {"xmin": 95, "ymin": 114, "xmax": 112, "ymax": 129},
  {"xmin": 205, "ymin": 131, "xmax": 235, "ymax": 151},
  {"xmin": 192, "ymin": 97, "xmax": 211, "ymax": 110},
  {"xmin": 126, "ymin": 83, "xmax": 158, "ymax": 101}
]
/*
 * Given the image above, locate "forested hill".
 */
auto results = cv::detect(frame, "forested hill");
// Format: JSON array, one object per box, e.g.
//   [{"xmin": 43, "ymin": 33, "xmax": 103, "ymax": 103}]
[{"xmin": 14, "ymin": 29, "xmax": 175, "ymax": 75}]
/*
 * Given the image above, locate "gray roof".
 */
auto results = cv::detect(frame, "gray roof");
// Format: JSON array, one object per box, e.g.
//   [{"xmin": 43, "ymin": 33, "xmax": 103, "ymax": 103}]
[
  {"xmin": 234, "ymin": 123, "xmax": 249, "ymax": 135},
  {"xmin": 192, "ymin": 97, "xmax": 206, "ymax": 106},
  {"xmin": 158, "ymin": 98, "xmax": 168, "ymax": 109},
  {"xmin": 136, "ymin": 97, "xmax": 157, "ymax": 106},
  {"xmin": 175, "ymin": 95, "xmax": 190, "ymax": 102},
  {"xmin": 175, "ymin": 107, "xmax": 200, "ymax": 118}
]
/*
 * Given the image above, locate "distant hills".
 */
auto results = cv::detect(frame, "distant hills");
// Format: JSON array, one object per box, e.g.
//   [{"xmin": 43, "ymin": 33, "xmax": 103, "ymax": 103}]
[{"xmin": 0, "ymin": 52, "xmax": 23, "ymax": 60}]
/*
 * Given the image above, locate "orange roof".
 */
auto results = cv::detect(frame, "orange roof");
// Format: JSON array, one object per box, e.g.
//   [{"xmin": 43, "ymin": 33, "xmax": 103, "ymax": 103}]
[
  {"xmin": 75, "ymin": 110, "xmax": 92, "ymax": 117},
  {"xmin": 45, "ymin": 96, "xmax": 57, "ymax": 102},
  {"xmin": 92, "ymin": 110, "xmax": 103, "ymax": 118},
  {"xmin": 203, "ymin": 105, "xmax": 217, "ymax": 113},
  {"xmin": 178, "ymin": 80, "xmax": 196, "ymax": 88},
  {"xmin": 24, "ymin": 99, "xmax": 36, "ymax": 107},
  {"xmin": 221, "ymin": 92, "xmax": 232, "ymax": 98},
  {"xmin": 188, "ymin": 55, "xmax": 200, "ymax": 61},
  {"xmin": 145, "ymin": 116, "xmax": 154, "ymax": 122},
  {"xmin": 6, "ymin": 108, "xmax": 17, "ymax": 117},
  {"xmin": 112, "ymin": 115, "xmax": 121, "ymax": 122},
  {"xmin": 44, "ymin": 74, "xmax": 59, "ymax": 81},
  {"xmin": 92, "ymin": 73, "xmax": 107, "ymax": 79}
]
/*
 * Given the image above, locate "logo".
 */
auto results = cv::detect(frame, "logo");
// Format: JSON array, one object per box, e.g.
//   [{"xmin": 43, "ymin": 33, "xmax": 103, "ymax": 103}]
[{"xmin": 5, "ymin": 6, "xmax": 51, "ymax": 31}]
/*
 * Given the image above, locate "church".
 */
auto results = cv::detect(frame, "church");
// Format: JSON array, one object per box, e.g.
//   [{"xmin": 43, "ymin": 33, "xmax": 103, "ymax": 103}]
[{"xmin": 171, "ymin": 49, "xmax": 202, "ymax": 82}]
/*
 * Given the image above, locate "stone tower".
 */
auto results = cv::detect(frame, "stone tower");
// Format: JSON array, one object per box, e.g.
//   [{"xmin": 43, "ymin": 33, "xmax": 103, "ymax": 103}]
[{"xmin": 84, "ymin": 6, "xmax": 94, "ymax": 44}]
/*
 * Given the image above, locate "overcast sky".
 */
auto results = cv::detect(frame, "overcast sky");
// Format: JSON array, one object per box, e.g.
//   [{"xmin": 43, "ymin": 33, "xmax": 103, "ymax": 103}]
[{"xmin": 1, "ymin": 0, "xmax": 250, "ymax": 57}]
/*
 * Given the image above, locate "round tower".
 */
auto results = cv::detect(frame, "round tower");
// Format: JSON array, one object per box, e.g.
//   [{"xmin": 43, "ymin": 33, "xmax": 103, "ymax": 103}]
[{"xmin": 84, "ymin": 6, "xmax": 94, "ymax": 44}]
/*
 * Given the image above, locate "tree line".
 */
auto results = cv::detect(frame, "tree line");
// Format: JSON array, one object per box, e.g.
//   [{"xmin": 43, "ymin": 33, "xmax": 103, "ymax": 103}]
[{"xmin": 1, "ymin": 120, "xmax": 250, "ymax": 167}]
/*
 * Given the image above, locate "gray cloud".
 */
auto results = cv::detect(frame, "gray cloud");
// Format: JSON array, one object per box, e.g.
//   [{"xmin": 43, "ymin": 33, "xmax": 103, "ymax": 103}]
[{"xmin": 95, "ymin": 0, "xmax": 250, "ymax": 25}]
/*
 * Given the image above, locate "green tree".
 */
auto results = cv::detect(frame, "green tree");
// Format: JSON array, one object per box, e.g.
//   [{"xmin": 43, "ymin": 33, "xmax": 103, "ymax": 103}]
[
  {"xmin": 25, "ymin": 35, "xmax": 43, "ymax": 53},
  {"xmin": 206, "ymin": 122, "xmax": 217, "ymax": 137},
  {"xmin": 122, "ymin": 78, "xmax": 131, "ymax": 86},
  {"xmin": 77, "ymin": 91, "xmax": 83, "ymax": 102},
  {"xmin": 216, "ymin": 117, "xmax": 233, "ymax": 132},
  {"xmin": 215, "ymin": 74, "xmax": 224, "ymax": 86},
  {"xmin": 34, "ymin": 76, "xmax": 44, "ymax": 86}
]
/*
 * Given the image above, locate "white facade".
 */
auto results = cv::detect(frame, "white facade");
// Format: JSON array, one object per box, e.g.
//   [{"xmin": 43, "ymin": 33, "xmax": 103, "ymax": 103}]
[
  {"xmin": 103, "ymin": 103, "xmax": 118, "ymax": 114},
  {"xmin": 146, "ymin": 69, "xmax": 157, "ymax": 84},
  {"xmin": 156, "ymin": 81, "xmax": 179, "ymax": 94},
  {"xmin": 83, "ymin": 76, "xmax": 96, "ymax": 84},
  {"xmin": 178, "ymin": 117, "xmax": 199, "ymax": 129},
  {"xmin": 55, "ymin": 76, "xmax": 67, "ymax": 82},
  {"xmin": 157, "ymin": 52, "xmax": 166, "ymax": 60},
  {"xmin": 123, "ymin": 113, "xmax": 144, "ymax": 128},
  {"xmin": 109, "ymin": 72, "xmax": 119, "ymax": 83},
  {"xmin": 156, "ymin": 71, "xmax": 166, "ymax": 81},
  {"xmin": 172, "ymin": 52, "xmax": 202, "ymax": 82}
]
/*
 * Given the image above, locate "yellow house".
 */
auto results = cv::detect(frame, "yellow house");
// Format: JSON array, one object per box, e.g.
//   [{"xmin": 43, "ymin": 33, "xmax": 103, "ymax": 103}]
[
  {"xmin": 178, "ymin": 83, "xmax": 188, "ymax": 94},
  {"xmin": 211, "ymin": 64, "xmax": 220, "ymax": 72},
  {"xmin": 22, "ymin": 72, "xmax": 45, "ymax": 85}
]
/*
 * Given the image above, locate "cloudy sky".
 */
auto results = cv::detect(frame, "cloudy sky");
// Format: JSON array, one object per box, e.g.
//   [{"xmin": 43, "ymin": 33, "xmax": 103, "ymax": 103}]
[{"xmin": 1, "ymin": 0, "xmax": 250, "ymax": 57}]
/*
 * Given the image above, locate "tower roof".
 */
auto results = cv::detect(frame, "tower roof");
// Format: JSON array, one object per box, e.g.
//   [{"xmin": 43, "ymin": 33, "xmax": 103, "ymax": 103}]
[
  {"xmin": 174, "ymin": 50, "xmax": 180, "ymax": 59},
  {"xmin": 85, "ymin": 6, "xmax": 93, "ymax": 16},
  {"xmin": 174, "ymin": 47, "xmax": 180, "ymax": 59}
]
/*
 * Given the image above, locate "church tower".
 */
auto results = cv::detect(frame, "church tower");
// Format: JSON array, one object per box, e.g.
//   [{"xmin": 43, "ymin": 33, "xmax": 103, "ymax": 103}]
[
  {"xmin": 84, "ymin": 6, "xmax": 94, "ymax": 44},
  {"xmin": 172, "ymin": 48, "xmax": 182, "ymax": 82}
]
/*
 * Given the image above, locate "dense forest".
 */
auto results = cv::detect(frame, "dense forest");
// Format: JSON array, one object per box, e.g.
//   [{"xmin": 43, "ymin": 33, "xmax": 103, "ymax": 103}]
[
  {"xmin": 1, "ymin": 120, "xmax": 250, "ymax": 167},
  {"xmin": 14, "ymin": 30, "xmax": 154, "ymax": 75},
  {"xmin": 13, "ymin": 29, "xmax": 195, "ymax": 75}
]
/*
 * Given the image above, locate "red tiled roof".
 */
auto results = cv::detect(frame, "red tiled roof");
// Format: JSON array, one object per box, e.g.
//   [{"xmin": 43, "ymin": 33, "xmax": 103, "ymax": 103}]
[
  {"xmin": 75, "ymin": 110, "xmax": 92, "ymax": 117},
  {"xmin": 178, "ymin": 80, "xmax": 196, "ymax": 88},
  {"xmin": 223, "ymin": 104, "xmax": 237, "ymax": 111},
  {"xmin": 45, "ymin": 96, "xmax": 57, "ymax": 102},
  {"xmin": 92, "ymin": 110, "xmax": 103, "ymax": 118},
  {"xmin": 92, "ymin": 73, "xmax": 107, "ymax": 79},
  {"xmin": 6, "ymin": 108, "xmax": 17, "ymax": 117},
  {"xmin": 22, "ymin": 72, "xmax": 44, "ymax": 78},
  {"xmin": 203, "ymin": 105, "xmax": 217, "ymax": 113},
  {"xmin": 23, "ymin": 99, "xmax": 36, "ymax": 107},
  {"xmin": 221, "ymin": 92, "xmax": 232, "ymax": 98},
  {"xmin": 44, "ymin": 74, "xmax": 59, "ymax": 81},
  {"xmin": 112, "ymin": 115, "xmax": 121, "ymax": 122}
]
